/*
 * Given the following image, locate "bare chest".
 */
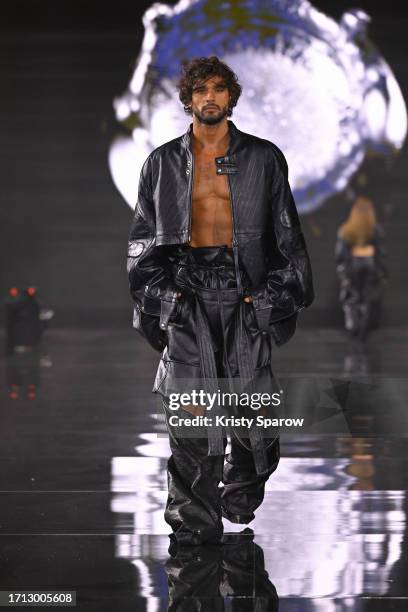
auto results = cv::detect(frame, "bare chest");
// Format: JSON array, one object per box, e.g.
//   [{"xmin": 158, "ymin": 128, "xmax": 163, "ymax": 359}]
[
  {"xmin": 192, "ymin": 150, "xmax": 230, "ymax": 201},
  {"xmin": 189, "ymin": 146, "xmax": 233, "ymax": 246}
]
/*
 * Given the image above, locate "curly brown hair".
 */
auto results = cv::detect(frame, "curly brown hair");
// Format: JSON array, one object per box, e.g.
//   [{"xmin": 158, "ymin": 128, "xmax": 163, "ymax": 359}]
[{"xmin": 177, "ymin": 56, "xmax": 242, "ymax": 116}]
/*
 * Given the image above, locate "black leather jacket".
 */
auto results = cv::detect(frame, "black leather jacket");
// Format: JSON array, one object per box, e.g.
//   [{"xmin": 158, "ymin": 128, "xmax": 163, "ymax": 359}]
[{"xmin": 127, "ymin": 120, "xmax": 314, "ymax": 351}]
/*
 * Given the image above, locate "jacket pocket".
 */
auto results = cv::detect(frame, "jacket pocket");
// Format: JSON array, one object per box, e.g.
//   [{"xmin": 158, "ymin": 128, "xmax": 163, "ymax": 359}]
[
  {"xmin": 136, "ymin": 310, "xmax": 167, "ymax": 353},
  {"xmin": 170, "ymin": 295, "xmax": 193, "ymax": 326}
]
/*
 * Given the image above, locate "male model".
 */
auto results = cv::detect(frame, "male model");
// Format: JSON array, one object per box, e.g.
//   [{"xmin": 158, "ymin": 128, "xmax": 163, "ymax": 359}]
[{"xmin": 127, "ymin": 56, "xmax": 314, "ymax": 546}]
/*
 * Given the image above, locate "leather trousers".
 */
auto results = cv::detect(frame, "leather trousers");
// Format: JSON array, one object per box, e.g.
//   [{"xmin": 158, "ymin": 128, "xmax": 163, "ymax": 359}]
[
  {"xmin": 159, "ymin": 246, "xmax": 280, "ymax": 545},
  {"xmin": 341, "ymin": 255, "xmax": 380, "ymax": 341}
]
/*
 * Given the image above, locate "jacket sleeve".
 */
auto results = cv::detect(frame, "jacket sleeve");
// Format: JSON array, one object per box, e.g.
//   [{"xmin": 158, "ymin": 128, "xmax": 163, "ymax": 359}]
[
  {"xmin": 127, "ymin": 155, "xmax": 179, "ymax": 333},
  {"xmin": 251, "ymin": 146, "xmax": 314, "ymax": 323}
]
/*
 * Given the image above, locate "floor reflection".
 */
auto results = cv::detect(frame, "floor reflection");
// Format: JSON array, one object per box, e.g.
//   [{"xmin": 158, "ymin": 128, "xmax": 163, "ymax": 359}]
[
  {"xmin": 166, "ymin": 531, "xmax": 278, "ymax": 611},
  {"xmin": 1, "ymin": 329, "xmax": 407, "ymax": 607},
  {"xmin": 110, "ymin": 359, "xmax": 408, "ymax": 601},
  {"xmin": 111, "ymin": 452, "xmax": 406, "ymax": 597}
]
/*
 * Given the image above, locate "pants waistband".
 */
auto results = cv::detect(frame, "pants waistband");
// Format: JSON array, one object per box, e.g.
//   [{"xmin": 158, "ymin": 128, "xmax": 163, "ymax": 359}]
[{"xmin": 177, "ymin": 245, "xmax": 236, "ymax": 267}]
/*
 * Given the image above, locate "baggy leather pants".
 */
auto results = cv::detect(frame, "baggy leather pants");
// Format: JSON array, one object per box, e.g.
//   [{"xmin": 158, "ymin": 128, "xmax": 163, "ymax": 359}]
[
  {"xmin": 341, "ymin": 255, "xmax": 380, "ymax": 341},
  {"xmin": 157, "ymin": 246, "xmax": 280, "ymax": 545}
]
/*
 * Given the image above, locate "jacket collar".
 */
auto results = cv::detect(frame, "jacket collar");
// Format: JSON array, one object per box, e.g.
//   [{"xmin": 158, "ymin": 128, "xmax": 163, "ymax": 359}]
[{"xmin": 181, "ymin": 119, "xmax": 244, "ymax": 155}]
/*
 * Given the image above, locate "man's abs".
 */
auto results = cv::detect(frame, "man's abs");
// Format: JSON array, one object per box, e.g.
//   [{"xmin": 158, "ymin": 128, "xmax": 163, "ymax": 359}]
[{"xmin": 188, "ymin": 149, "xmax": 233, "ymax": 247}]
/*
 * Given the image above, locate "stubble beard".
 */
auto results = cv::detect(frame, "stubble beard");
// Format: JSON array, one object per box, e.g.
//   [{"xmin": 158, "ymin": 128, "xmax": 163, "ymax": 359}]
[{"xmin": 192, "ymin": 105, "xmax": 229, "ymax": 125}]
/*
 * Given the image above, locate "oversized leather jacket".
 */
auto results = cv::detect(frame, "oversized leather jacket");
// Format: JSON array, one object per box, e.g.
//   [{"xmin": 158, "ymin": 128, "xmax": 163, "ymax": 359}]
[{"xmin": 127, "ymin": 120, "xmax": 314, "ymax": 352}]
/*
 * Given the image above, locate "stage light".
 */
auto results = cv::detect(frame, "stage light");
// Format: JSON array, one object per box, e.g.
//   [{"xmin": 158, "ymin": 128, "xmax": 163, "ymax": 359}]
[{"xmin": 27, "ymin": 388, "xmax": 36, "ymax": 400}]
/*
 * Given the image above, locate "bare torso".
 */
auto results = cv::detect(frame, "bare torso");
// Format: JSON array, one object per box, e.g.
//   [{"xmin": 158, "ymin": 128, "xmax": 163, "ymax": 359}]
[
  {"xmin": 188, "ymin": 138, "xmax": 233, "ymax": 247},
  {"xmin": 352, "ymin": 245, "xmax": 375, "ymax": 257}
]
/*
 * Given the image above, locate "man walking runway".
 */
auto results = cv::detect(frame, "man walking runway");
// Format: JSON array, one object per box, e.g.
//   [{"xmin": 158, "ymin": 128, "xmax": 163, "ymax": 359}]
[{"xmin": 127, "ymin": 56, "xmax": 314, "ymax": 546}]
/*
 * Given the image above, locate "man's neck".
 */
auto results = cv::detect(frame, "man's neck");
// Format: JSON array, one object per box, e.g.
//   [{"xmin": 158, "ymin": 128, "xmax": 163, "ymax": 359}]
[{"xmin": 192, "ymin": 118, "xmax": 230, "ymax": 151}]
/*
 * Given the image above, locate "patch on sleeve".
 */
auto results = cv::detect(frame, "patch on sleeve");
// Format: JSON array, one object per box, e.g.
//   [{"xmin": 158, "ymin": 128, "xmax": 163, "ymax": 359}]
[
  {"xmin": 128, "ymin": 241, "xmax": 145, "ymax": 257},
  {"xmin": 280, "ymin": 208, "xmax": 299, "ymax": 229}
]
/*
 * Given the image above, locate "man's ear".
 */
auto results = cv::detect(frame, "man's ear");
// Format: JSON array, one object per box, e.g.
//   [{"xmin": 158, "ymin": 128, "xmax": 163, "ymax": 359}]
[
  {"xmin": 227, "ymin": 96, "xmax": 233, "ymax": 116},
  {"xmin": 228, "ymin": 91, "xmax": 233, "ymax": 109}
]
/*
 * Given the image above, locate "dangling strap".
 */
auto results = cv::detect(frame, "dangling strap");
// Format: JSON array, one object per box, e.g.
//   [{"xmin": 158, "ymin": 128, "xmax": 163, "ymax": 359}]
[
  {"xmin": 232, "ymin": 245, "xmax": 243, "ymax": 297},
  {"xmin": 235, "ymin": 302, "xmax": 269, "ymax": 474},
  {"xmin": 195, "ymin": 296, "xmax": 224, "ymax": 456}
]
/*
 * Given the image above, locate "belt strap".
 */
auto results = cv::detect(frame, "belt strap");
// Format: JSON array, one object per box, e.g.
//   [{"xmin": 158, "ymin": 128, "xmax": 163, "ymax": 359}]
[
  {"xmin": 194, "ymin": 296, "xmax": 224, "ymax": 456},
  {"xmin": 234, "ymin": 303, "xmax": 269, "ymax": 474},
  {"xmin": 232, "ymin": 245, "xmax": 243, "ymax": 297}
]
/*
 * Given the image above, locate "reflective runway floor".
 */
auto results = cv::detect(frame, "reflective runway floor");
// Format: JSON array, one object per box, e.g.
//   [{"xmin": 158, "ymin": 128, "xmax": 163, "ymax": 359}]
[{"xmin": 1, "ymin": 327, "xmax": 408, "ymax": 610}]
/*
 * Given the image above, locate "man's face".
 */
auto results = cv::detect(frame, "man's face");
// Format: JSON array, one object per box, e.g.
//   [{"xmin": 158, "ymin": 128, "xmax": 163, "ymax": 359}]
[{"xmin": 190, "ymin": 76, "xmax": 231, "ymax": 125}]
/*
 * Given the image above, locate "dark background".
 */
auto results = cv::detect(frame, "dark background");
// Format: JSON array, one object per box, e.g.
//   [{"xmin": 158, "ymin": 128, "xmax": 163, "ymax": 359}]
[{"xmin": 1, "ymin": 1, "xmax": 407, "ymax": 327}]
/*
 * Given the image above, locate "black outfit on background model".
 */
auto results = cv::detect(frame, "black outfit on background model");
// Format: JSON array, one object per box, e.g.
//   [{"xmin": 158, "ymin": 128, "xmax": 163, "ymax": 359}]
[
  {"xmin": 335, "ymin": 225, "xmax": 387, "ymax": 341},
  {"xmin": 127, "ymin": 120, "xmax": 314, "ymax": 545}
]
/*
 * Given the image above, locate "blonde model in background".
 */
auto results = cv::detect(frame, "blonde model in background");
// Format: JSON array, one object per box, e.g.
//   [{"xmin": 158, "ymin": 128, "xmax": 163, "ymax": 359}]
[{"xmin": 335, "ymin": 196, "xmax": 387, "ymax": 342}]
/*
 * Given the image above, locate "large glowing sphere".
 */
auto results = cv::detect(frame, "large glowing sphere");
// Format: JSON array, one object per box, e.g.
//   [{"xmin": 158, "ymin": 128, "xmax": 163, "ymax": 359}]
[{"xmin": 110, "ymin": 0, "xmax": 407, "ymax": 212}]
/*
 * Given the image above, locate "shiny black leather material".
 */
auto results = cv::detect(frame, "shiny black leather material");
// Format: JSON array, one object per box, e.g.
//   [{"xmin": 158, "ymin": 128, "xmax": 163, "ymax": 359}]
[
  {"xmin": 163, "ymin": 399, "xmax": 280, "ymax": 547},
  {"xmin": 220, "ymin": 433, "xmax": 280, "ymax": 524},
  {"xmin": 154, "ymin": 246, "xmax": 280, "ymax": 471},
  {"xmin": 127, "ymin": 120, "xmax": 314, "ymax": 351},
  {"xmin": 165, "ymin": 532, "xmax": 279, "ymax": 610},
  {"xmin": 153, "ymin": 246, "xmax": 275, "ymax": 395},
  {"xmin": 335, "ymin": 226, "xmax": 387, "ymax": 340},
  {"xmin": 339, "ymin": 256, "xmax": 382, "ymax": 340},
  {"xmin": 157, "ymin": 248, "xmax": 280, "ymax": 544}
]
